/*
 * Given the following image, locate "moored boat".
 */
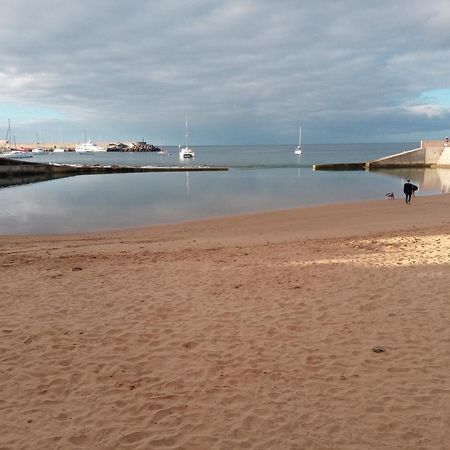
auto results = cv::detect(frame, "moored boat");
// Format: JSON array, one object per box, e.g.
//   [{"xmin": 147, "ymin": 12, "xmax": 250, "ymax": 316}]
[
  {"xmin": 0, "ymin": 150, "xmax": 33, "ymax": 159},
  {"xmin": 179, "ymin": 118, "xmax": 195, "ymax": 159},
  {"xmin": 75, "ymin": 140, "xmax": 106, "ymax": 152},
  {"xmin": 1, "ymin": 119, "xmax": 33, "ymax": 158},
  {"xmin": 295, "ymin": 126, "xmax": 302, "ymax": 155}
]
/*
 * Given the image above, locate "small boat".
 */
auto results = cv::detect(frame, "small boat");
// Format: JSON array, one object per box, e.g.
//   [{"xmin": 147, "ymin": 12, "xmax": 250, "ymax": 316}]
[
  {"xmin": 294, "ymin": 126, "xmax": 302, "ymax": 155},
  {"xmin": 179, "ymin": 118, "xmax": 195, "ymax": 159},
  {"xmin": 32, "ymin": 147, "xmax": 46, "ymax": 154},
  {"xmin": 52, "ymin": 147, "xmax": 67, "ymax": 153},
  {"xmin": 0, "ymin": 150, "xmax": 33, "ymax": 159},
  {"xmin": 75, "ymin": 140, "xmax": 106, "ymax": 152}
]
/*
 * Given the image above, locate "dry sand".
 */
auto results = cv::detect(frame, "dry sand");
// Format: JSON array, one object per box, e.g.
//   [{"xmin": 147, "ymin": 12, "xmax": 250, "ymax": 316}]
[{"xmin": 1, "ymin": 195, "xmax": 450, "ymax": 449}]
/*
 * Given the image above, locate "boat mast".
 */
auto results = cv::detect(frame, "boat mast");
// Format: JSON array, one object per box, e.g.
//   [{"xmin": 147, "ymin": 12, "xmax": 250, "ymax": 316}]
[
  {"xmin": 4, "ymin": 119, "xmax": 11, "ymax": 149},
  {"xmin": 299, "ymin": 126, "xmax": 302, "ymax": 146},
  {"xmin": 185, "ymin": 117, "xmax": 189, "ymax": 148}
]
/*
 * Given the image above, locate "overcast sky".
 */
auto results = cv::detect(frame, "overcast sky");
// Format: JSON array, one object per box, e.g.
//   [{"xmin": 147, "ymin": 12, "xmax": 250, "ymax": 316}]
[{"xmin": 1, "ymin": 0, "xmax": 450, "ymax": 145}]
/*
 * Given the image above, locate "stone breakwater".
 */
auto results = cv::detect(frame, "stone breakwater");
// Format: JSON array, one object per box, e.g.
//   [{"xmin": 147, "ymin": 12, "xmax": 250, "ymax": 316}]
[{"xmin": 105, "ymin": 141, "xmax": 161, "ymax": 152}]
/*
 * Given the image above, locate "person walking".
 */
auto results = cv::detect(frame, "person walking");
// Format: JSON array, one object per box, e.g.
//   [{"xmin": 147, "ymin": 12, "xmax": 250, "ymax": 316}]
[{"xmin": 403, "ymin": 179, "xmax": 418, "ymax": 204}]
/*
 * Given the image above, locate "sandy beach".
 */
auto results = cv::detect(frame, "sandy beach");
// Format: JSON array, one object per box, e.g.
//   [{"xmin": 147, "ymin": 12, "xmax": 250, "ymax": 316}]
[{"xmin": 1, "ymin": 194, "xmax": 450, "ymax": 449}]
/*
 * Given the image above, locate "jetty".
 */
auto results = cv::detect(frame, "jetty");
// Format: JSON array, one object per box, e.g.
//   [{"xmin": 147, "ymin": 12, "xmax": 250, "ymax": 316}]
[
  {"xmin": 313, "ymin": 140, "xmax": 450, "ymax": 171},
  {"xmin": 0, "ymin": 158, "xmax": 227, "ymax": 187}
]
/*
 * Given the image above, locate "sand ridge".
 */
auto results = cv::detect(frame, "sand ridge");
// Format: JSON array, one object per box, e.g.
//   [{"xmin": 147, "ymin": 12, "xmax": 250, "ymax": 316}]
[{"xmin": 1, "ymin": 195, "xmax": 450, "ymax": 449}]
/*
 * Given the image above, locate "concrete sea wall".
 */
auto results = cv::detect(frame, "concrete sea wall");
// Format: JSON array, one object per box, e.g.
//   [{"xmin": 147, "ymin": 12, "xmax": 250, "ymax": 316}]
[
  {"xmin": 367, "ymin": 140, "xmax": 448, "ymax": 168},
  {"xmin": 314, "ymin": 140, "xmax": 450, "ymax": 171}
]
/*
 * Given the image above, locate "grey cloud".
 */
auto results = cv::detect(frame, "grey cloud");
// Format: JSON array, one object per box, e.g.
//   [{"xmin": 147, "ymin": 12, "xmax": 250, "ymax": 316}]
[{"xmin": 1, "ymin": 0, "xmax": 450, "ymax": 144}]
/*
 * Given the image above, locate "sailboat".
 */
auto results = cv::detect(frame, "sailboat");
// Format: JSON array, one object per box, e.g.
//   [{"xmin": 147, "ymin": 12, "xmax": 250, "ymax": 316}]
[
  {"xmin": 294, "ymin": 126, "xmax": 302, "ymax": 155},
  {"xmin": 158, "ymin": 129, "xmax": 169, "ymax": 155},
  {"xmin": 179, "ymin": 118, "xmax": 195, "ymax": 159},
  {"xmin": 0, "ymin": 119, "xmax": 33, "ymax": 159},
  {"xmin": 53, "ymin": 130, "xmax": 68, "ymax": 153},
  {"xmin": 32, "ymin": 131, "xmax": 46, "ymax": 153}
]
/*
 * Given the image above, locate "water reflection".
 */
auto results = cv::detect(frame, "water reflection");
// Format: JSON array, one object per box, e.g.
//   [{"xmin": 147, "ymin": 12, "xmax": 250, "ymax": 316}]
[
  {"xmin": 370, "ymin": 167, "xmax": 450, "ymax": 193},
  {"xmin": 0, "ymin": 173, "xmax": 75, "ymax": 189},
  {"xmin": 0, "ymin": 166, "xmax": 448, "ymax": 235}
]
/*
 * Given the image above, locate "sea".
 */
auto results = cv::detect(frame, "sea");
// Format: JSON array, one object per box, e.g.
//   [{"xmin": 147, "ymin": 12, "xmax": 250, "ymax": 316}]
[{"xmin": 1, "ymin": 142, "xmax": 449, "ymax": 234}]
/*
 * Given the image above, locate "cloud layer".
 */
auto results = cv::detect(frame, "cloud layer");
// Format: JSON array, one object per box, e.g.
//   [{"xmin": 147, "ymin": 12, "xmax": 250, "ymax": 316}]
[{"xmin": 1, "ymin": 0, "xmax": 450, "ymax": 144}]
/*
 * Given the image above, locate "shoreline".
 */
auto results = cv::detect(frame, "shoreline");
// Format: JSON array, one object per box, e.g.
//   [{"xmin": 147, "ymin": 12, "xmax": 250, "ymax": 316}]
[
  {"xmin": 2, "ymin": 193, "xmax": 449, "ymax": 241},
  {"xmin": 1, "ymin": 194, "xmax": 450, "ymax": 448}
]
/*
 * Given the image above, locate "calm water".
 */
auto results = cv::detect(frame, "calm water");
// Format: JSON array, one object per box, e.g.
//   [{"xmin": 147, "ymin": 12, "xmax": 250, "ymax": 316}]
[{"xmin": 1, "ymin": 143, "xmax": 449, "ymax": 234}]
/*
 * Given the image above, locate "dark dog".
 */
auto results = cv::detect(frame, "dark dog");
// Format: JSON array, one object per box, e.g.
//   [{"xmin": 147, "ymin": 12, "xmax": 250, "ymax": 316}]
[{"xmin": 385, "ymin": 192, "xmax": 395, "ymax": 200}]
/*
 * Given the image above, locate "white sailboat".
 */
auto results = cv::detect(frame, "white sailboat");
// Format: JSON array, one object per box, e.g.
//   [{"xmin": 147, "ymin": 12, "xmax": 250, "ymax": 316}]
[
  {"xmin": 53, "ymin": 130, "xmax": 68, "ymax": 152},
  {"xmin": 0, "ymin": 119, "xmax": 33, "ymax": 159},
  {"xmin": 32, "ymin": 132, "xmax": 46, "ymax": 153},
  {"xmin": 179, "ymin": 118, "xmax": 195, "ymax": 159},
  {"xmin": 158, "ymin": 128, "xmax": 169, "ymax": 155},
  {"xmin": 294, "ymin": 126, "xmax": 302, "ymax": 155}
]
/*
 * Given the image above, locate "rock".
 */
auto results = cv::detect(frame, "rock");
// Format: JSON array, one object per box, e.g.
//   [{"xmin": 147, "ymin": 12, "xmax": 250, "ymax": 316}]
[{"xmin": 372, "ymin": 346, "xmax": 385, "ymax": 353}]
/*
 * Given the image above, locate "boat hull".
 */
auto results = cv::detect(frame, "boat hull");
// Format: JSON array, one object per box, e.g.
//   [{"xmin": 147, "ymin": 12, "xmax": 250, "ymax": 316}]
[
  {"xmin": 0, "ymin": 152, "xmax": 33, "ymax": 159},
  {"xmin": 179, "ymin": 147, "xmax": 195, "ymax": 158}
]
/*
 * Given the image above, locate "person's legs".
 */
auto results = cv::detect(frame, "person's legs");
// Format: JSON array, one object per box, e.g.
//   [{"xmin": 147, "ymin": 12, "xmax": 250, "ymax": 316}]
[{"xmin": 405, "ymin": 194, "xmax": 411, "ymax": 203}]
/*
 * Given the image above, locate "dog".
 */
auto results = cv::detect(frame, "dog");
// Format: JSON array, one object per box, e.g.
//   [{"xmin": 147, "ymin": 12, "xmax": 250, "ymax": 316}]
[{"xmin": 385, "ymin": 192, "xmax": 395, "ymax": 200}]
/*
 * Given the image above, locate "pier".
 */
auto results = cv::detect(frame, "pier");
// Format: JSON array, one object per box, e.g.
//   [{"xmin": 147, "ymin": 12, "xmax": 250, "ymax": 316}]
[
  {"xmin": 0, "ymin": 158, "xmax": 227, "ymax": 185},
  {"xmin": 313, "ymin": 140, "xmax": 450, "ymax": 171}
]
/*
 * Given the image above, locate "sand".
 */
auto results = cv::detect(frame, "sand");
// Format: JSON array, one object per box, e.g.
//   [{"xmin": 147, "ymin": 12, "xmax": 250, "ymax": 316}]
[{"xmin": 1, "ymin": 195, "xmax": 450, "ymax": 449}]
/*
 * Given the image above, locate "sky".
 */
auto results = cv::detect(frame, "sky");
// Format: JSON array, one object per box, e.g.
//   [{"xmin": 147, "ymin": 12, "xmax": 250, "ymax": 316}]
[{"xmin": 1, "ymin": 0, "xmax": 450, "ymax": 145}]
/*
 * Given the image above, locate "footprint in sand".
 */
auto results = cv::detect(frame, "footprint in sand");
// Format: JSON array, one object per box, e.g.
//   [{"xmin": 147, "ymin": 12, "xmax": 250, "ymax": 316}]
[
  {"xmin": 68, "ymin": 434, "xmax": 89, "ymax": 445},
  {"xmin": 305, "ymin": 355, "xmax": 323, "ymax": 366},
  {"xmin": 118, "ymin": 431, "xmax": 148, "ymax": 444}
]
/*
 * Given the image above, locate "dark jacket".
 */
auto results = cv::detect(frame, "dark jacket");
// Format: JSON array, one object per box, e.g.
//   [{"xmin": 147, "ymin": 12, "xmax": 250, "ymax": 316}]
[{"xmin": 404, "ymin": 182, "xmax": 418, "ymax": 195}]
